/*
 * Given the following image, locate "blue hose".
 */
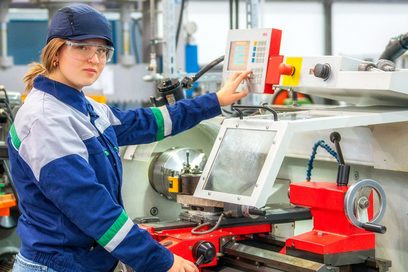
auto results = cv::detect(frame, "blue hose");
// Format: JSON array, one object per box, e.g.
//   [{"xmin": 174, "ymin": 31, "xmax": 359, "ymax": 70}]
[{"xmin": 306, "ymin": 140, "xmax": 339, "ymax": 181}]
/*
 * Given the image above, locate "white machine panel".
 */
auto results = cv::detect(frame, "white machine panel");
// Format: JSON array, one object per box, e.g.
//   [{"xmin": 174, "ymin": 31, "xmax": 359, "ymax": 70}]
[
  {"xmin": 194, "ymin": 107, "xmax": 408, "ymax": 208},
  {"xmin": 222, "ymin": 28, "xmax": 281, "ymax": 93},
  {"xmin": 278, "ymin": 56, "xmax": 408, "ymax": 106}
]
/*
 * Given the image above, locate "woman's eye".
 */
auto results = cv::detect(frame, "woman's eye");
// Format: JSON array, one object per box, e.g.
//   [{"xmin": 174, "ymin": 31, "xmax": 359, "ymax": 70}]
[
  {"xmin": 98, "ymin": 48, "xmax": 107, "ymax": 54},
  {"xmin": 78, "ymin": 45, "xmax": 89, "ymax": 51}
]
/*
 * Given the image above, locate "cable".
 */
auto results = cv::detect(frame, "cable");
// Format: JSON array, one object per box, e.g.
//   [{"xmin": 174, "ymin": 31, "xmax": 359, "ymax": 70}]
[
  {"xmin": 191, "ymin": 55, "xmax": 224, "ymax": 83},
  {"xmin": 306, "ymin": 140, "xmax": 339, "ymax": 181},
  {"xmin": 175, "ymin": 0, "xmax": 186, "ymax": 49},
  {"xmin": 182, "ymin": 55, "xmax": 224, "ymax": 89},
  {"xmin": 191, "ymin": 213, "xmax": 224, "ymax": 235},
  {"xmin": 221, "ymin": 108, "xmax": 233, "ymax": 115}
]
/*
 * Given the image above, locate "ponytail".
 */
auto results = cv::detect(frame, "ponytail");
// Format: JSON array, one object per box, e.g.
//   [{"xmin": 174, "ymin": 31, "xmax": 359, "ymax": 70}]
[
  {"xmin": 23, "ymin": 38, "xmax": 66, "ymax": 93},
  {"xmin": 23, "ymin": 63, "xmax": 47, "ymax": 93}
]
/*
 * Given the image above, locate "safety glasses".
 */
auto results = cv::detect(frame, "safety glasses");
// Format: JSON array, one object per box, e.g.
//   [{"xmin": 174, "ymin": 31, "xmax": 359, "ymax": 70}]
[{"xmin": 65, "ymin": 41, "xmax": 115, "ymax": 63}]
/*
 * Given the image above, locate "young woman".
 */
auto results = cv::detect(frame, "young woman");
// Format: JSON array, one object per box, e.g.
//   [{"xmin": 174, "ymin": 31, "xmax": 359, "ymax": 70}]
[{"xmin": 8, "ymin": 3, "xmax": 250, "ymax": 272}]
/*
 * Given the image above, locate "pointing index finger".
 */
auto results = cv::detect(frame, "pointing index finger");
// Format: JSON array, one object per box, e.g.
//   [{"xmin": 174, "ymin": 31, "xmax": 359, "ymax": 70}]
[{"xmin": 234, "ymin": 70, "xmax": 252, "ymax": 83}]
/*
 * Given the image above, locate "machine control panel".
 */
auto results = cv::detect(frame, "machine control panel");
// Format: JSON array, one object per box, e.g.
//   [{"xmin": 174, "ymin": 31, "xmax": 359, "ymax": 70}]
[{"xmin": 222, "ymin": 28, "xmax": 283, "ymax": 94}]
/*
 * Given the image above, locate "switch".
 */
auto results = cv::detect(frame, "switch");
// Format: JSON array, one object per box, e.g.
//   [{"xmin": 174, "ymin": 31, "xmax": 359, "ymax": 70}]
[{"xmin": 279, "ymin": 63, "xmax": 295, "ymax": 76}]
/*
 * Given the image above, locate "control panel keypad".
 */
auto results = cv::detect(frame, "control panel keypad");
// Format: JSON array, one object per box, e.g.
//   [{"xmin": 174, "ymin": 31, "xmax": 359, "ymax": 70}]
[{"xmin": 251, "ymin": 40, "xmax": 267, "ymax": 64}]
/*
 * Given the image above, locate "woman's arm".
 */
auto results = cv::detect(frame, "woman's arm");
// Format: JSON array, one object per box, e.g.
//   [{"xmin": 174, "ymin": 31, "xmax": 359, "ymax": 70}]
[{"xmin": 99, "ymin": 71, "xmax": 251, "ymax": 146}]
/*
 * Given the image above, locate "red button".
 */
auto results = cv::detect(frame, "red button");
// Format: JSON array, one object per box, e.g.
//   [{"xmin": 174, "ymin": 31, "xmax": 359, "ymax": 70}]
[{"xmin": 279, "ymin": 63, "xmax": 295, "ymax": 76}]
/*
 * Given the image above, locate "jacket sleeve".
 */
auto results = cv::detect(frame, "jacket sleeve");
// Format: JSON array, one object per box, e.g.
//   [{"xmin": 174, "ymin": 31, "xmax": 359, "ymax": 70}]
[
  {"xmin": 103, "ymin": 93, "xmax": 221, "ymax": 146},
  {"xmin": 17, "ymin": 116, "xmax": 174, "ymax": 272}
]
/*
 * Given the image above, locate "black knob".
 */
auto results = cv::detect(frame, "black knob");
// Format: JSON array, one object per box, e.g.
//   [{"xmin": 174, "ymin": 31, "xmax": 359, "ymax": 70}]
[
  {"xmin": 330, "ymin": 131, "xmax": 341, "ymax": 143},
  {"xmin": 193, "ymin": 241, "xmax": 216, "ymax": 266},
  {"xmin": 313, "ymin": 63, "xmax": 331, "ymax": 80}
]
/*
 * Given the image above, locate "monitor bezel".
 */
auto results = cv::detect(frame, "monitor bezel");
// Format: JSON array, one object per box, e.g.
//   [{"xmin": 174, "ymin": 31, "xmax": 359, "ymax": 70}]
[{"xmin": 194, "ymin": 118, "xmax": 290, "ymax": 207}]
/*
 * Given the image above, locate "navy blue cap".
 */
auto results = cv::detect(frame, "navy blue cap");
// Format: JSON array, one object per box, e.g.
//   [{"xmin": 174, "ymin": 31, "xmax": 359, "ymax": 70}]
[{"xmin": 46, "ymin": 4, "xmax": 114, "ymax": 47}]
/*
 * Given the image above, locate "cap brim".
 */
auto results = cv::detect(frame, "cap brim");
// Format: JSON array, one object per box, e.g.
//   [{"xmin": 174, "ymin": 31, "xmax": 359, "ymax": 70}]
[{"xmin": 68, "ymin": 34, "xmax": 114, "ymax": 47}]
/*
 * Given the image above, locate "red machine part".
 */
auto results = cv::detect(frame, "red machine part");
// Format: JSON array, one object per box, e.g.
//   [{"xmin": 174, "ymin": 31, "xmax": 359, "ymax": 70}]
[
  {"xmin": 265, "ymin": 55, "xmax": 284, "ymax": 94},
  {"xmin": 286, "ymin": 181, "xmax": 375, "ymax": 255},
  {"xmin": 141, "ymin": 223, "xmax": 272, "ymax": 268},
  {"xmin": 272, "ymin": 89, "xmax": 312, "ymax": 105},
  {"xmin": 264, "ymin": 29, "xmax": 283, "ymax": 94},
  {"xmin": 0, "ymin": 194, "xmax": 16, "ymax": 216}
]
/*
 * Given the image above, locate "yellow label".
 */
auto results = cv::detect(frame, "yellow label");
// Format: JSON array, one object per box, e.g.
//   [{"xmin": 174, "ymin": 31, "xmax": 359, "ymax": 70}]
[
  {"xmin": 168, "ymin": 176, "xmax": 180, "ymax": 193},
  {"xmin": 282, "ymin": 57, "xmax": 303, "ymax": 86}
]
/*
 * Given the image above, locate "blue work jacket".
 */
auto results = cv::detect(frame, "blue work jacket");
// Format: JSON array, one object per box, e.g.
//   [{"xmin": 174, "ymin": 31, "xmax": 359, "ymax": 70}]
[{"xmin": 7, "ymin": 75, "xmax": 221, "ymax": 272}]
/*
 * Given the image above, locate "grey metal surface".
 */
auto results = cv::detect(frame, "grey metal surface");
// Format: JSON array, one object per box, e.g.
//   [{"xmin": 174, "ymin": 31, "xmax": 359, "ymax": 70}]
[
  {"xmin": 246, "ymin": 0, "xmax": 260, "ymax": 29},
  {"xmin": 162, "ymin": 0, "xmax": 177, "ymax": 77},
  {"xmin": 286, "ymin": 247, "xmax": 375, "ymax": 267},
  {"xmin": 0, "ymin": 227, "xmax": 19, "ymax": 271},
  {"xmin": 323, "ymin": 0, "xmax": 332, "ymax": 55},
  {"xmin": 223, "ymin": 242, "xmax": 332, "ymax": 272}
]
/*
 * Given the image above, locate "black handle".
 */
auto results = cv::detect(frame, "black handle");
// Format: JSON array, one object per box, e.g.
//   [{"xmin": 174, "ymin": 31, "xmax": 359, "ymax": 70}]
[
  {"xmin": 362, "ymin": 222, "xmax": 387, "ymax": 234},
  {"xmin": 330, "ymin": 132, "xmax": 344, "ymax": 164},
  {"xmin": 194, "ymin": 255, "xmax": 205, "ymax": 267},
  {"xmin": 330, "ymin": 132, "xmax": 349, "ymax": 186},
  {"xmin": 248, "ymin": 208, "xmax": 266, "ymax": 216},
  {"xmin": 231, "ymin": 104, "xmax": 278, "ymax": 120}
]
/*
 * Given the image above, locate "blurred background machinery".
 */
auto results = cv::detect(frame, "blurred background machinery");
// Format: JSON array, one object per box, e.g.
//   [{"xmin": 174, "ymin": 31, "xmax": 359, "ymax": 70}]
[{"xmin": 0, "ymin": 86, "xmax": 20, "ymax": 271}]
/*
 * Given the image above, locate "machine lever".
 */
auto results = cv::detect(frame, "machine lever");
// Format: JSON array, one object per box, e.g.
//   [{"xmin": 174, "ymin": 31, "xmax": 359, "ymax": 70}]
[
  {"xmin": 248, "ymin": 208, "xmax": 266, "ymax": 216},
  {"xmin": 192, "ymin": 241, "xmax": 216, "ymax": 267},
  {"xmin": 330, "ymin": 132, "xmax": 344, "ymax": 164},
  {"xmin": 194, "ymin": 255, "xmax": 205, "ymax": 267},
  {"xmin": 362, "ymin": 222, "xmax": 387, "ymax": 234},
  {"xmin": 330, "ymin": 132, "xmax": 350, "ymax": 186}
]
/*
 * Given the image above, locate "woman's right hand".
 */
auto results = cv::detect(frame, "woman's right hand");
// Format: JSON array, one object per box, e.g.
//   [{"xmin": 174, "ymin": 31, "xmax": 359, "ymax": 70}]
[
  {"xmin": 168, "ymin": 254, "xmax": 199, "ymax": 272},
  {"xmin": 216, "ymin": 70, "xmax": 252, "ymax": 106}
]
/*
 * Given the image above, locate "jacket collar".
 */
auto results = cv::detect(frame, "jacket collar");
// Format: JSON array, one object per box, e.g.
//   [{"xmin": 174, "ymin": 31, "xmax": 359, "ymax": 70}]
[{"xmin": 33, "ymin": 75, "xmax": 88, "ymax": 115}]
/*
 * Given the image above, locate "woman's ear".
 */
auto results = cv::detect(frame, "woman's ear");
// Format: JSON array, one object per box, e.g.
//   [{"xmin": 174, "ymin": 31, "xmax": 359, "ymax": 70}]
[{"xmin": 53, "ymin": 58, "xmax": 59, "ymax": 67}]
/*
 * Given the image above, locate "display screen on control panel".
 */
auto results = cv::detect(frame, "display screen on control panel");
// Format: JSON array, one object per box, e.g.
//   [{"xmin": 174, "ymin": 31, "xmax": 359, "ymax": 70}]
[{"xmin": 227, "ymin": 41, "xmax": 250, "ymax": 71}]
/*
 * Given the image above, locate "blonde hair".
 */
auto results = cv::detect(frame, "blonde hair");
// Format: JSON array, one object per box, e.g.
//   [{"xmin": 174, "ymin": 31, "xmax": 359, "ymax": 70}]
[{"xmin": 23, "ymin": 38, "xmax": 66, "ymax": 93}]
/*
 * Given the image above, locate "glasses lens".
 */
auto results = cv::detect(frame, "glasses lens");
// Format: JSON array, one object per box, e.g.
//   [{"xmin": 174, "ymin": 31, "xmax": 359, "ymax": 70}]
[
  {"xmin": 106, "ymin": 48, "xmax": 114, "ymax": 62},
  {"xmin": 66, "ymin": 41, "xmax": 114, "ymax": 63}
]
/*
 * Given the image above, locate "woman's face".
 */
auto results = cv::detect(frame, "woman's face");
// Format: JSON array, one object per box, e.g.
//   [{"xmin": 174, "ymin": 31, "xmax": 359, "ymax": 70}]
[{"xmin": 51, "ymin": 38, "xmax": 109, "ymax": 90}]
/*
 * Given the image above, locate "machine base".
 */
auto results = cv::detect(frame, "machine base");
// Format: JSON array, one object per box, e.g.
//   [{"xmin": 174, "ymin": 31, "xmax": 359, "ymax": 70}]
[
  {"xmin": 286, "ymin": 247, "xmax": 375, "ymax": 266},
  {"xmin": 204, "ymin": 241, "xmax": 391, "ymax": 272}
]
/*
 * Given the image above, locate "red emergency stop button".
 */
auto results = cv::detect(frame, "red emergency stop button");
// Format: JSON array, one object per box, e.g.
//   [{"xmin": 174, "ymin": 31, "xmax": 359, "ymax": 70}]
[{"xmin": 279, "ymin": 63, "xmax": 295, "ymax": 76}]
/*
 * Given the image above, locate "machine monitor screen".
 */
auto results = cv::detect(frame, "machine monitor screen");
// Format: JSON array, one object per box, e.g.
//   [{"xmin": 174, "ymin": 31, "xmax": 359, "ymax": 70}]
[
  {"xmin": 227, "ymin": 41, "xmax": 250, "ymax": 71},
  {"xmin": 203, "ymin": 128, "xmax": 277, "ymax": 196}
]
